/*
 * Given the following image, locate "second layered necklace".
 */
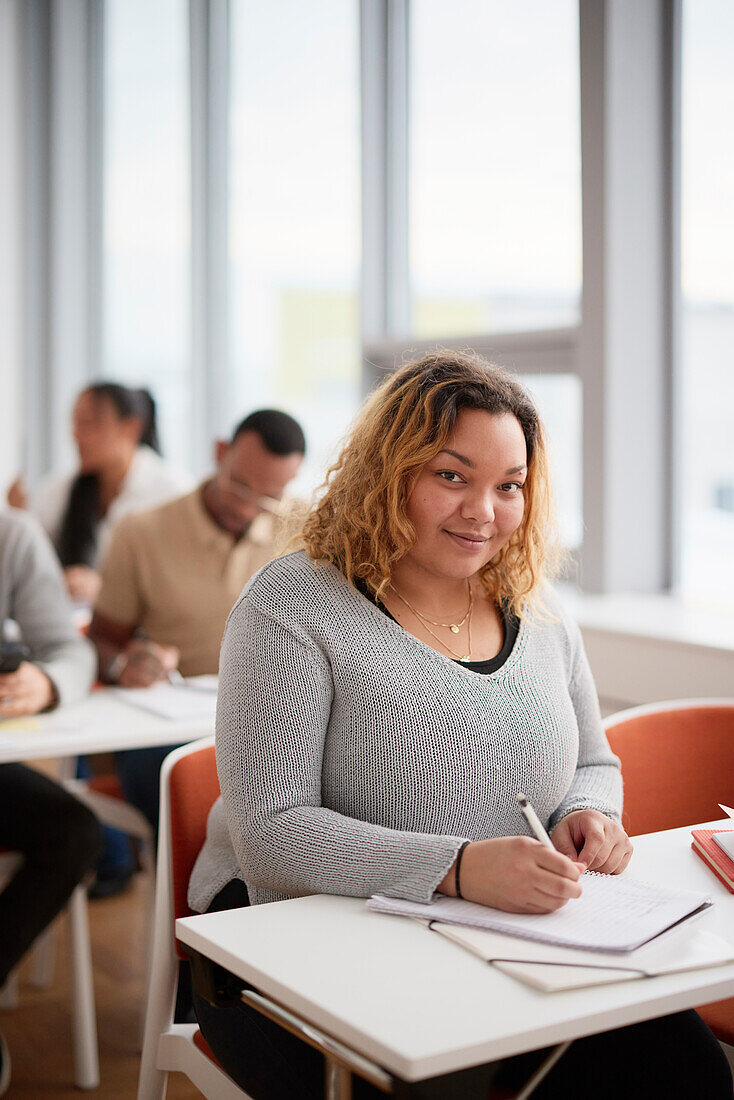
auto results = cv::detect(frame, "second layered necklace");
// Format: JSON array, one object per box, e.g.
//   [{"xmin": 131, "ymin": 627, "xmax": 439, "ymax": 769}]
[{"xmin": 390, "ymin": 581, "xmax": 474, "ymax": 662}]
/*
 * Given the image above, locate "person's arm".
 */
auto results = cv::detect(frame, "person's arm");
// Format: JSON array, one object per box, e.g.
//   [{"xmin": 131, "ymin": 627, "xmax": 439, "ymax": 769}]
[
  {"xmin": 549, "ymin": 618, "xmax": 623, "ymax": 826},
  {"xmin": 89, "ymin": 519, "xmax": 178, "ymax": 686},
  {"xmin": 1, "ymin": 515, "xmax": 95, "ymax": 709},
  {"xmin": 548, "ymin": 614, "xmax": 632, "ymax": 873},
  {"xmin": 216, "ymin": 597, "xmax": 467, "ymax": 906},
  {"xmin": 88, "ymin": 609, "xmax": 179, "ymax": 687}
]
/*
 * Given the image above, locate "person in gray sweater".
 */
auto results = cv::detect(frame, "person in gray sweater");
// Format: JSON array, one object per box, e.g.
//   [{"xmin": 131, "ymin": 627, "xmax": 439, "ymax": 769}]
[
  {"xmin": 189, "ymin": 353, "xmax": 731, "ymax": 1100},
  {"xmin": 0, "ymin": 510, "xmax": 101, "ymax": 1096}
]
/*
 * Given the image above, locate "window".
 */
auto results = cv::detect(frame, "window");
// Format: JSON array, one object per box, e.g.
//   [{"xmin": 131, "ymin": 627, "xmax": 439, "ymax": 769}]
[
  {"xmin": 520, "ymin": 374, "xmax": 582, "ymax": 552},
  {"xmin": 680, "ymin": 0, "xmax": 734, "ymax": 606},
  {"xmin": 102, "ymin": 0, "xmax": 191, "ymax": 471},
  {"xmin": 228, "ymin": 0, "xmax": 361, "ymax": 492},
  {"xmin": 409, "ymin": 0, "xmax": 581, "ymax": 339}
]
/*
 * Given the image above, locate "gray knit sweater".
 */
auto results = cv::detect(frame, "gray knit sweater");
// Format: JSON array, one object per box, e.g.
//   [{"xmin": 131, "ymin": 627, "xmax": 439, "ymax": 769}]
[
  {"xmin": 0, "ymin": 510, "xmax": 95, "ymax": 707},
  {"xmin": 188, "ymin": 551, "xmax": 622, "ymax": 913}
]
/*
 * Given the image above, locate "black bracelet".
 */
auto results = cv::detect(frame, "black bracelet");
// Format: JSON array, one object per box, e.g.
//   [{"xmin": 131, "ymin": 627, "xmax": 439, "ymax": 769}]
[{"xmin": 455, "ymin": 841, "xmax": 471, "ymax": 899}]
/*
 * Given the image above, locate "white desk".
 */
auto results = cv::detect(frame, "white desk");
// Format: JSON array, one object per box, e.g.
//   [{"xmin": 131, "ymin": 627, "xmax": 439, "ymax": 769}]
[
  {"xmin": 177, "ymin": 821, "xmax": 734, "ymax": 1086},
  {"xmin": 0, "ymin": 688, "xmax": 215, "ymax": 765}
]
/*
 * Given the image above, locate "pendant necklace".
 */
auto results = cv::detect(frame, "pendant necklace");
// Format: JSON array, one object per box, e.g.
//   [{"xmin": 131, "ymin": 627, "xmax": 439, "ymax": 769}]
[
  {"xmin": 389, "ymin": 580, "xmax": 472, "ymax": 633},
  {"xmin": 390, "ymin": 583, "xmax": 474, "ymax": 662}
]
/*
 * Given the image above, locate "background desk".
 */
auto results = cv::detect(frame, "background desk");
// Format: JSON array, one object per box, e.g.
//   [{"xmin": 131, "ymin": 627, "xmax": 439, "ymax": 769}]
[
  {"xmin": 177, "ymin": 820, "xmax": 734, "ymax": 1085},
  {"xmin": 0, "ymin": 688, "xmax": 215, "ymax": 765}
]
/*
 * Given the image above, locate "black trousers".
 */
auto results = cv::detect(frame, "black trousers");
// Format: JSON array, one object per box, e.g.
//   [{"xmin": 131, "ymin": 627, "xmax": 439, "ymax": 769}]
[
  {"xmin": 0, "ymin": 763, "xmax": 102, "ymax": 986},
  {"xmin": 192, "ymin": 881, "xmax": 733, "ymax": 1100}
]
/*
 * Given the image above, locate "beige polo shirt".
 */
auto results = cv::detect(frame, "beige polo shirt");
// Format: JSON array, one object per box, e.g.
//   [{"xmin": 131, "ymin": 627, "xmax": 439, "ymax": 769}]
[{"xmin": 94, "ymin": 485, "xmax": 294, "ymax": 676}]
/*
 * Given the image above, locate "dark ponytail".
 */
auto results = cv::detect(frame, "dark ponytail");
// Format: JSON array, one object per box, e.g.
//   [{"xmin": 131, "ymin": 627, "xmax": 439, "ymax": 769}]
[
  {"xmin": 55, "ymin": 382, "xmax": 162, "ymax": 568},
  {"xmin": 84, "ymin": 382, "xmax": 161, "ymax": 456},
  {"xmin": 134, "ymin": 389, "xmax": 161, "ymax": 454}
]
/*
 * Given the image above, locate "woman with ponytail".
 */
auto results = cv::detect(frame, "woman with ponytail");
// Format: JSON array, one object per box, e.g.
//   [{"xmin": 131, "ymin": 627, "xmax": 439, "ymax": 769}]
[{"xmin": 8, "ymin": 383, "xmax": 191, "ymax": 604}]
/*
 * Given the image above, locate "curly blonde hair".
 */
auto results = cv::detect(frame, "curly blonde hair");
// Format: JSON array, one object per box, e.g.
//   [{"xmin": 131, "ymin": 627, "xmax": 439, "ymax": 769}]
[{"xmin": 301, "ymin": 350, "xmax": 559, "ymax": 619}]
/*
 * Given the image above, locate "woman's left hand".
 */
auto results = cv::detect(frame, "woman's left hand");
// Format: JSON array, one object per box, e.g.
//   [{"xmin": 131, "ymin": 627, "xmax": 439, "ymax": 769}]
[
  {"xmin": 551, "ymin": 809, "xmax": 633, "ymax": 874},
  {"xmin": 64, "ymin": 565, "xmax": 102, "ymax": 604}
]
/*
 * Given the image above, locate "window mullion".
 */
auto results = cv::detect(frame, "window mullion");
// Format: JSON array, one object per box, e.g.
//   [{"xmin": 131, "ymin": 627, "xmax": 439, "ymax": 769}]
[{"xmin": 190, "ymin": 0, "xmax": 229, "ymax": 472}]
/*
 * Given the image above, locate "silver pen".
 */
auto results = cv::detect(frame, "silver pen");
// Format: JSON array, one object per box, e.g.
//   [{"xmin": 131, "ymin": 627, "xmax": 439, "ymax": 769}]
[{"xmin": 516, "ymin": 792, "xmax": 555, "ymax": 850}]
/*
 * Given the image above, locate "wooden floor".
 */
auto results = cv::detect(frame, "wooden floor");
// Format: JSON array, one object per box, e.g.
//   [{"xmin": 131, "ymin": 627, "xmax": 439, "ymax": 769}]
[{"xmin": 1, "ymin": 874, "xmax": 200, "ymax": 1098}]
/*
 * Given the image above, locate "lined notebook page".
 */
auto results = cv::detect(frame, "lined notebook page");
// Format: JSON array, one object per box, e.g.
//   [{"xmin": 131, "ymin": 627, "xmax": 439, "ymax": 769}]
[{"xmin": 368, "ymin": 872, "xmax": 712, "ymax": 954}]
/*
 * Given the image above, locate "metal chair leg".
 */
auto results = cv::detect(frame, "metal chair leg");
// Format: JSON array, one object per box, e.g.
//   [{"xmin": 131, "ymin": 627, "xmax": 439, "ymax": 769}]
[
  {"xmin": 67, "ymin": 884, "xmax": 100, "ymax": 1089},
  {"xmin": 325, "ymin": 1058, "xmax": 352, "ymax": 1100}
]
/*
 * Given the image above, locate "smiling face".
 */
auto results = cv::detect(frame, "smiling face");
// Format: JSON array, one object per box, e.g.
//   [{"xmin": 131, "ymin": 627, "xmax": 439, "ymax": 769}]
[{"xmin": 402, "ymin": 408, "xmax": 528, "ymax": 583}]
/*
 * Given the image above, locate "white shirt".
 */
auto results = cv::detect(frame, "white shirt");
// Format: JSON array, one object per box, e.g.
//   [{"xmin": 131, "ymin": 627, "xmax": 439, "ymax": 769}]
[{"xmin": 33, "ymin": 446, "xmax": 193, "ymax": 567}]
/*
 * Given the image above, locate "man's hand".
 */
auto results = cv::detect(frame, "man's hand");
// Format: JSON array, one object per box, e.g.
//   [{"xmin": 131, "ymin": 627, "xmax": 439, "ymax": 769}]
[
  {"xmin": 117, "ymin": 639, "xmax": 180, "ymax": 688},
  {"xmin": 0, "ymin": 662, "xmax": 56, "ymax": 716},
  {"xmin": 64, "ymin": 565, "xmax": 102, "ymax": 604},
  {"xmin": 551, "ymin": 810, "xmax": 633, "ymax": 874},
  {"xmin": 438, "ymin": 836, "xmax": 586, "ymax": 913}
]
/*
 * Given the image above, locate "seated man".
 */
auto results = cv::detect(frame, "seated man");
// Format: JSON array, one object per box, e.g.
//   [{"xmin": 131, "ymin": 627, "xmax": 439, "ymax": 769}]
[
  {"xmin": 0, "ymin": 509, "xmax": 102, "ymax": 1096},
  {"xmin": 88, "ymin": 408, "xmax": 305, "ymax": 834}
]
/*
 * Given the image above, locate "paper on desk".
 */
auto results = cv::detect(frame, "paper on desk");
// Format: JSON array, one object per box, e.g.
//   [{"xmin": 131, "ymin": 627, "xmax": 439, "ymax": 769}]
[
  {"xmin": 113, "ymin": 680, "xmax": 217, "ymax": 721},
  {"xmin": 180, "ymin": 675, "xmax": 218, "ymax": 693},
  {"xmin": 0, "ymin": 718, "xmax": 88, "ymax": 753},
  {"xmin": 368, "ymin": 872, "xmax": 712, "ymax": 953},
  {"xmin": 713, "ymin": 832, "xmax": 734, "ymax": 860},
  {"xmin": 0, "ymin": 717, "xmax": 41, "ymax": 732},
  {"xmin": 430, "ymin": 922, "xmax": 734, "ymax": 993}
]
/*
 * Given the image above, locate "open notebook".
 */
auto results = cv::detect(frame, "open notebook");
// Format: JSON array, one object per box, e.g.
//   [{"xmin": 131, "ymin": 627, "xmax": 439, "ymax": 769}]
[
  {"xmin": 367, "ymin": 871, "xmax": 712, "ymax": 954},
  {"xmin": 429, "ymin": 923, "xmax": 734, "ymax": 992}
]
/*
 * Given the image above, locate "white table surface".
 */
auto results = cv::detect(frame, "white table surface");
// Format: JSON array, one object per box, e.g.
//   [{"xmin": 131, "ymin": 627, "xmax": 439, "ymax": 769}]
[
  {"xmin": 0, "ymin": 688, "xmax": 215, "ymax": 764},
  {"xmin": 177, "ymin": 820, "xmax": 734, "ymax": 1082}
]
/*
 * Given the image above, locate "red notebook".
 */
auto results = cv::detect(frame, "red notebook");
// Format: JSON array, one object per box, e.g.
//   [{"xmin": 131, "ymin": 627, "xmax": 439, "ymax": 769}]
[{"xmin": 691, "ymin": 830, "xmax": 734, "ymax": 893}]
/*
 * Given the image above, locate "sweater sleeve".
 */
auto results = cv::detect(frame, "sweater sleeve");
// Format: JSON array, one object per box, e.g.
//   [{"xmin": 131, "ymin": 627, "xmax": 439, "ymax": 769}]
[
  {"xmin": 548, "ymin": 614, "xmax": 623, "ymax": 829},
  {"xmin": 216, "ymin": 597, "xmax": 465, "ymax": 904},
  {"xmin": 7, "ymin": 514, "xmax": 95, "ymax": 707}
]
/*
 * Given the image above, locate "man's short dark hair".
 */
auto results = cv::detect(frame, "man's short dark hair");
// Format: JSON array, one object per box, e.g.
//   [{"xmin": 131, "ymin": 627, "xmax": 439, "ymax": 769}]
[{"xmin": 231, "ymin": 409, "xmax": 306, "ymax": 456}]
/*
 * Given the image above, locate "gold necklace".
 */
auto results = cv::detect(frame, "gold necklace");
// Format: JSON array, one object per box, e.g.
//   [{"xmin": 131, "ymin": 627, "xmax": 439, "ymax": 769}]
[
  {"xmin": 389, "ymin": 581, "xmax": 472, "ymax": 634},
  {"xmin": 391, "ymin": 585, "xmax": 474, "ymax": 662}
]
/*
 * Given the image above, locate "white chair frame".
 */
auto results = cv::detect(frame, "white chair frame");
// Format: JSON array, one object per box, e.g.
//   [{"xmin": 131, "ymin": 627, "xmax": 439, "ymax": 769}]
[
  {"xmin": 0, "ymin": 852, "xmax": 99, "ymax": 1089},
  {"xmin": 137, "ymin": 736, "xmax": 251, "ymax": 1100}
]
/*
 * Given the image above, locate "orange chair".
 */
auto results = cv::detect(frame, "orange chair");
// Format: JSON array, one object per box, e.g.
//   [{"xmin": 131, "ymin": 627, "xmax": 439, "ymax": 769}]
[
  {"xmin": 604, "ymin": 698, "xmax": 734, "ymax": 1049},
  {"xmin": 137, "ymin": 737, "xmax": 250, "ymax": 1100}
]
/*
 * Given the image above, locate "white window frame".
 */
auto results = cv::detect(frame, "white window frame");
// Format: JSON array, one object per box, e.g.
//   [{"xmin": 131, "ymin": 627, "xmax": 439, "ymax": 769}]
[
  {"xmin": 13, "ymin": 0, "xmax": 684, "ymax": 603},
  {"xmin": 363, "ymin": 0, "xmax": 681, "ymax": 598}
]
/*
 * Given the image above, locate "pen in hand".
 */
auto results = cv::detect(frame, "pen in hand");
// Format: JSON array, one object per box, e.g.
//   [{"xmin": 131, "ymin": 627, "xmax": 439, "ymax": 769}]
[
  {"xmin": 128, "ymin": 629, "xmax": 181, "ymax": 687},
  {"xmin": 516, "ymin": 792, "xmax": 555, "ymax": 850}
]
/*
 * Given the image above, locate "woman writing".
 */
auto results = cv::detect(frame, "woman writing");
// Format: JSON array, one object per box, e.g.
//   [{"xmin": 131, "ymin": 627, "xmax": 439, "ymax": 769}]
[
  {"xmin": 8, "ymin": 382, "xmax": 190, "ymax": 603},
  {"xmin": 189, "ymin": 353, "xmax": 730, "ymax": 1098}
]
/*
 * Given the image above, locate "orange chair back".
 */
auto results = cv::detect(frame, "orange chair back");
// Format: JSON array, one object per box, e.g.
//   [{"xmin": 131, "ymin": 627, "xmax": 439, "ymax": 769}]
[
  {"xmin": 168, "ymin": 743, "xmax": 221, "ymax": 925},
  {"xmin": 605, "ymin": 704, "xmax": 734, "ymax": 836}
]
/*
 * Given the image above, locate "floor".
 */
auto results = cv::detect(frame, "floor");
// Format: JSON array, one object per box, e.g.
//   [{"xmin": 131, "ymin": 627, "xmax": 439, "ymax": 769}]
[{"xmin": 0, "ymin": 874, "xmax": 199, "ymax": 1098}]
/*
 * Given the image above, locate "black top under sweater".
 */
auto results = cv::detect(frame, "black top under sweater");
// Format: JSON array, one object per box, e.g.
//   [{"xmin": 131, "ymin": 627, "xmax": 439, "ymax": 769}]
[{"xmin": 357, "ymin": 581, "xmax": 519, "ymax": 675}]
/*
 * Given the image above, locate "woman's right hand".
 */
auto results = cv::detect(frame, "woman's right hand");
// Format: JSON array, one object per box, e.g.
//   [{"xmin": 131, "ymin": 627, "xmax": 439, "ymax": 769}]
[
  {"xmin": 441, "ymin": 837, "xmax": 586, "ymax": 913},
  {"xmin": 64, "ymin": 565, "xmax": 102, "ymax": 604},
  {"xmin": 7, "ymin": 475, "xmax": 28, "ymax": 510}
]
